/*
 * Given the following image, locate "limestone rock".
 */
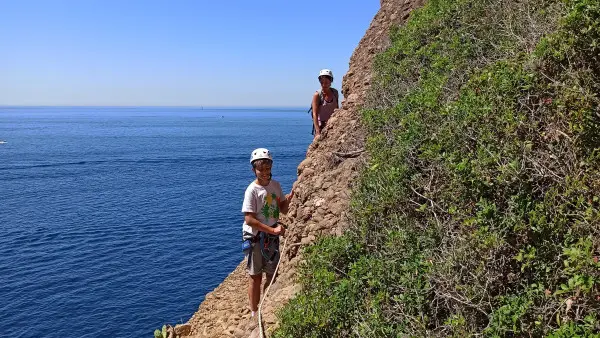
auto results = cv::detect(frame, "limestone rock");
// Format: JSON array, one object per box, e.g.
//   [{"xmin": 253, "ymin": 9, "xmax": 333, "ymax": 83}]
[{"xmin": 175, "ymin": 323, "xmax": 192, "ymax": 337}]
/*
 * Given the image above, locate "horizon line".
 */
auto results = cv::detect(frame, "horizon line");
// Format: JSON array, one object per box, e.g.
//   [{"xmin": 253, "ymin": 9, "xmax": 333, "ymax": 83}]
[{"xmin": 0, "ymin": 105, "xmax": 308, "ymax": 109}]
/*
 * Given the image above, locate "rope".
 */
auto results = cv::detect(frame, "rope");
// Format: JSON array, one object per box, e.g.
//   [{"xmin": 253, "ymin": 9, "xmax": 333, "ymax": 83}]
[{"xmin": 257, "ymin": 235, "xmax": 288, "ymax": 338}]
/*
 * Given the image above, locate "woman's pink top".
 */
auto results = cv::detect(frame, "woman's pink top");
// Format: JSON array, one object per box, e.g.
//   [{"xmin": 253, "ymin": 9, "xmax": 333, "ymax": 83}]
[{"xmin": 317, "ymin": 89, "xmax": 337, "ymax": 123}]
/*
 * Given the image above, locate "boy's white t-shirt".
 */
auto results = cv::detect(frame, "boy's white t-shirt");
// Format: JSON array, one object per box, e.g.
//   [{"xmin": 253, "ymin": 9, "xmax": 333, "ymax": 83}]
[{"xmin": 242, "ymin": 179, "xmax": 284, "ymax": 237}]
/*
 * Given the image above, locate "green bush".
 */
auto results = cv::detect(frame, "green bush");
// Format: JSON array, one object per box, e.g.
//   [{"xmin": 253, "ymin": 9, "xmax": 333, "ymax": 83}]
[{"xmin": 276, "ymin": 0, "xmax": 600, "ymax": 336}]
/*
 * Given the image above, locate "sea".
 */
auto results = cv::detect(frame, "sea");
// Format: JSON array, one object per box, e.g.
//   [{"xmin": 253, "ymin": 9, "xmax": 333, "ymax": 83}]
[{"xmin": 0, "ymin": 106, "xmax": 313, "ymax": 338}]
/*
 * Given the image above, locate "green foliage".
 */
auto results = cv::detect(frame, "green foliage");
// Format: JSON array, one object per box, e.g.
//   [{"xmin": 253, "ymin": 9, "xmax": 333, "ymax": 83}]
[
  {"xmin": 273, "ymin": 236, "xmax": 365, "ymax": 337},
  {"xmin": 547, "ymin": 314, "xmax": 600, "ymax": 337},
  {"xmin": 153, "ymin": 325, "xmax": 167, "ymax": 338},
  {"xmin": 276, "ymin": 0, "xmax": 600, "ymax": 336}
]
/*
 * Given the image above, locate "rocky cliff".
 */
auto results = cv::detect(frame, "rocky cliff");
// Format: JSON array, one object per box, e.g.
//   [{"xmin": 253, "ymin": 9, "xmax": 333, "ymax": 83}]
[{"xmin": 176, "ymin": 1, "xmax": 425, "ymax": 337}]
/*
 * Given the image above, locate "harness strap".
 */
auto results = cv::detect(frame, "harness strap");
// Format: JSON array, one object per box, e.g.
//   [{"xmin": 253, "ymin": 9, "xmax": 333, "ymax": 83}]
[{"xmin": 259, "ymin": 231, "xmax": 280, "ymax": 263}]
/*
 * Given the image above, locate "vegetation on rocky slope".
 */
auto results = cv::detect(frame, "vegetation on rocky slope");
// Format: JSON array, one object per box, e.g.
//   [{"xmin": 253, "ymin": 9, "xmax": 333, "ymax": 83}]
[{"xmin": 275, "ymin": 0, "xmax": 600, "ymax": 336}]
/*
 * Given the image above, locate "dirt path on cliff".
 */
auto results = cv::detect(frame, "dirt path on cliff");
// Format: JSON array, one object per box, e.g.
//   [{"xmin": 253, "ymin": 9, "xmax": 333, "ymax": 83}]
[{"xmin": 175, "ymin": 1, "xmax": 425, "ymax": 337}]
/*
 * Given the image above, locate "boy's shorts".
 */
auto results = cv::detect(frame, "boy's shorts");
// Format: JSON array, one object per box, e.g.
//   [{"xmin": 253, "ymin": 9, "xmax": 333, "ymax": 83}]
[{"xmin": 246, "ymin": 242, "xmax": 279, "ymax": 276}]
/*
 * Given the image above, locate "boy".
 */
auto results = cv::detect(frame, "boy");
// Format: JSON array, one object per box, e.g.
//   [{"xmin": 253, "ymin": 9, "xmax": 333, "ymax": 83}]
[{"xmin": 242, "ymin": 148, "xmax": 293, "ymax": 318}]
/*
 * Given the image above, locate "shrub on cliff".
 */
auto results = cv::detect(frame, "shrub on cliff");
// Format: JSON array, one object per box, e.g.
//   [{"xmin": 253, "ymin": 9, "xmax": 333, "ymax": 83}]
[{"xmin": 275, "ymin": 0, "xmax": 600, "ymax": 336}]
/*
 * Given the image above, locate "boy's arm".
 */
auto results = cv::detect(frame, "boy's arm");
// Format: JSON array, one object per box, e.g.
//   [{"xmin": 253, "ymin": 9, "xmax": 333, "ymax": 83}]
[
  {"xmin": 279, "ymin": 190, "xmax": 294, "ymax": 215},
  {"xmin": 245, "ymin": 212, "xmax": 283, "ymax": 235}
]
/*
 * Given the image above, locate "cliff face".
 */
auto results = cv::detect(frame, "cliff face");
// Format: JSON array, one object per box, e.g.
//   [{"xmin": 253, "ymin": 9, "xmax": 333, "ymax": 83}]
[{"xmin": 179, "ymin": 1, "xmax": 425, "ymax": 337}]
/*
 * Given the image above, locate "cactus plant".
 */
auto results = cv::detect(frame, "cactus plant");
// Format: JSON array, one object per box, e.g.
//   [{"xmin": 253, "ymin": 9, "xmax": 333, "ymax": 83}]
[
  {"xmin": 153, "ymin": 324, "xmax": 176, "ymax": 338},
  {"xmin": 153, "ymin": 324, "xmax": 167, "ymax": 338}
]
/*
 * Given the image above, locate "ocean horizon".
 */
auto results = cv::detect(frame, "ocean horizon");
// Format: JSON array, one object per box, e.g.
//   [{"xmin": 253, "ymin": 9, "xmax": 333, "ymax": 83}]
[{"xmin": 0, "ymin": 105, "xmax": 307, "ymax": 110}]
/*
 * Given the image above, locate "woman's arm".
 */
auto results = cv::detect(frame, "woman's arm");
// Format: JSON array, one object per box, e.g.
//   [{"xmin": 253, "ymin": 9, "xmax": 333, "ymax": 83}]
[{"xmin": 312, "ymin": 92, "xmax": 320, "ymax": 136}]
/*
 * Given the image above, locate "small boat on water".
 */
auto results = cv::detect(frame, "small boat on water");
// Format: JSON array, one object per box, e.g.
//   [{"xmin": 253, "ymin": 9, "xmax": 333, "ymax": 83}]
[{"xmin": 0, "ymin": 140, "xmax": 6, "ymax": 144}]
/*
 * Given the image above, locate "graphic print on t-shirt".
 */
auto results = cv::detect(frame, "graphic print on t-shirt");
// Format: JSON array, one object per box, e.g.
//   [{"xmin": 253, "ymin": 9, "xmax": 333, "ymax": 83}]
[{"xmin": 261, "ymin": 193, "xmax": 280, "ymax": 222}]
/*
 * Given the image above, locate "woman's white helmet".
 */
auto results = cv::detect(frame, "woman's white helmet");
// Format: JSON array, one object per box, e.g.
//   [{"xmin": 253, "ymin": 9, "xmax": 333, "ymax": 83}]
[
  {"xmin": 250, "ymin": 148, "xmax": 273, "ymax": 164},
  {"xmin": 318, "ymin": 69, "xmax": 333, "ymax": 80}
]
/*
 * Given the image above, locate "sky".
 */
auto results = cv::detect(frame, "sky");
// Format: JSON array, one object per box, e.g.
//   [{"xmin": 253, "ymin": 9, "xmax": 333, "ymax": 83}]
[{"xmin": 0, "ymin": 0, "xmax": 380, "ymax": 107}]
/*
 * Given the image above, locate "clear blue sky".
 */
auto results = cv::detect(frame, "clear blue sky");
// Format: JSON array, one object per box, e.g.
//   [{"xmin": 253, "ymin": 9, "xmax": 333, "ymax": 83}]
[{"xmin": 0, "ymin": 0, "xmax": 380, "ymax": 107}]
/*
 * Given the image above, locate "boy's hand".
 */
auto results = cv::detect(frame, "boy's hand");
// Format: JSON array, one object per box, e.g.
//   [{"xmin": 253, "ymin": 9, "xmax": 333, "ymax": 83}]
[
  {"xmin": 272, "ymin": 225, "xmax": 286, "ymax": 237},
  {"xmin": 286, "ymin": 190, "xmax": 294, "ymax": 202}
]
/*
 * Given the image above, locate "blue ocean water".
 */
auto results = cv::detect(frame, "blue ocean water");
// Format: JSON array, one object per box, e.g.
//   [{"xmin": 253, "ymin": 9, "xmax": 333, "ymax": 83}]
[{"xmin": 0, "ymin": 107, "xmax": 312, "ymax": 338}]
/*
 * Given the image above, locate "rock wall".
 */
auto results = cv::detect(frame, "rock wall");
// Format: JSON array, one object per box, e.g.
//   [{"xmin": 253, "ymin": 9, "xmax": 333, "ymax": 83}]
[{"xmin": 179, "ymin": 1, "xmax": 425, "ymax": 337}]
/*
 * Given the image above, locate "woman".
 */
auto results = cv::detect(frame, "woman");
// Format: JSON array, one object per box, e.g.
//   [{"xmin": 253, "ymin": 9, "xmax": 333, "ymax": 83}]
[{"xmin": 312, "ymin": 69, "xmax": 339, "ymax": 137}]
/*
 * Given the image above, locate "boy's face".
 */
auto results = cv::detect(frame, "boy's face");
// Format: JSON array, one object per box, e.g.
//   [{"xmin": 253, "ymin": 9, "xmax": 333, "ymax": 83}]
[{"xmin": 253, "ymin": 162, "xmax": 272, "ymax": 185}]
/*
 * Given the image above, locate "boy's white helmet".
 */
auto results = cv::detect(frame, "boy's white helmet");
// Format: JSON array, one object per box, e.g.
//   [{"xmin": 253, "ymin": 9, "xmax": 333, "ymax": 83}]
[
  {"xmin": 318, "ymin": 69, "xmax": 333, "ymax": 80},
  {"xmin": 250, "ymin": 148, "xmax": 272, "ymax": 163}
]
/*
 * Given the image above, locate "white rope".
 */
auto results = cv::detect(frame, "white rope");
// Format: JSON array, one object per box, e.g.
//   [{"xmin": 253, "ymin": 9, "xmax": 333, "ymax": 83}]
[{"xmin": 257, "ymin": 236, "xmax": 288, "ymax": 338}]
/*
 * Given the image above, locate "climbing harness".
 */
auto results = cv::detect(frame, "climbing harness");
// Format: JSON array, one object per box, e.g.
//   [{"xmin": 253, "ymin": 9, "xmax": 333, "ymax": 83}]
[
  {"xmin": 243, "ymin": 225, "xmax": 281, "ymax": 269},
  {"xmin": 259, "ymin": 231, "xmax": 280, "ymax": 263}
]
